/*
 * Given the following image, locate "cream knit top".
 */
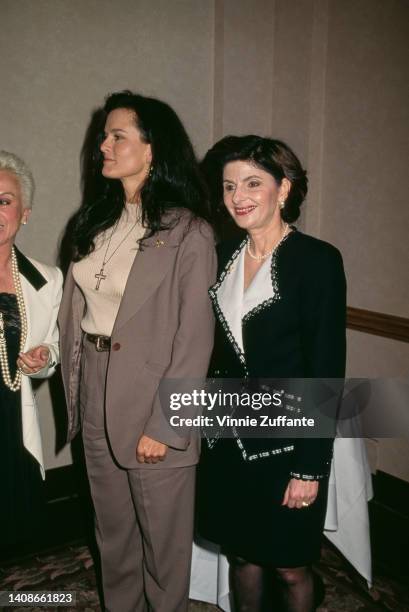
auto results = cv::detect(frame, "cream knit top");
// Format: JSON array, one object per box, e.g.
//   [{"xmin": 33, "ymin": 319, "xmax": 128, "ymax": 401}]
[{"xmin": 73, "ymin": 203, "xmax": 145, "ymax": 336}]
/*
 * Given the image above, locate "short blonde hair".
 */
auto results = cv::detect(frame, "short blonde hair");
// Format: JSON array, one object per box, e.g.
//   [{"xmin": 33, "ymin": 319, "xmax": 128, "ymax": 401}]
[{"xmin": 0, "ymin": 150, "xmax": 35, "ymax": 208}]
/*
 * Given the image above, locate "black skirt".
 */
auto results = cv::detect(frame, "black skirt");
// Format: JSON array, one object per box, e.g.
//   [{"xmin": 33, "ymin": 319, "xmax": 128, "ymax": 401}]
[
  {"xmin": 0, "ymin": 293, "xmax": 44, "ymax": 555},
  {"xmin": 197, "ymin": 438, "xmax": 328, "ymax": 567}
]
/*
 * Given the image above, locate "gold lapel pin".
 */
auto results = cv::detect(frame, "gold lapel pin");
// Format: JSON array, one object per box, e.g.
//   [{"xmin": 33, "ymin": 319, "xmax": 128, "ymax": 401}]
[{"xmin": 155, "ymin": 239, "xmax": 165, "ymax": 248}]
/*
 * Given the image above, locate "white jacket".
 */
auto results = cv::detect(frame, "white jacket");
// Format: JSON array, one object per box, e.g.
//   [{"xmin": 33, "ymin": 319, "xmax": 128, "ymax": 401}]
[{"xmin": 15, "ymin": 248, "xmax": 63, "ymax": 479}]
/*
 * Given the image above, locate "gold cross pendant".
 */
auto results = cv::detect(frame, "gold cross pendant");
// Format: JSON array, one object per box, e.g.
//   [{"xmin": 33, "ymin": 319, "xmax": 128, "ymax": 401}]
[{"xmin": 95, "ymin": 268, "xmax": 107, "ymax": 290}]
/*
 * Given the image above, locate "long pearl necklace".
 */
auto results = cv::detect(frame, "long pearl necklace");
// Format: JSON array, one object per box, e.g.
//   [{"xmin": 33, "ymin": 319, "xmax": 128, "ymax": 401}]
[
  {"xmin": 0, "ymin": 247, "xmax": 28, "ymax": 392},
  {"xmin": 246, "ymin": 223, "xmax": 290, "ymax": 261}
]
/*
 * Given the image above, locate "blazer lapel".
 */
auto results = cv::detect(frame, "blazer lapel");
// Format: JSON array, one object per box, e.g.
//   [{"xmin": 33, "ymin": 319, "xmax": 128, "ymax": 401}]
[
  {"xmin": 15, "ymin": 248, "xmax": 47, "ymax": 352},
  {"xmin": 209, "ymin": 238, "xmax": 248, "ymax": 375},
  {"xmin": 19, "ymin": 276, "xmax": 33, "ymax": 353},
  {"xmin": 113, "ymin": 230, "xmax": 176, "ymax": 332},
  {"xmin": 15, "ymin": 247, "xmax": 47, "ymax": 290},
  {"xmin": 215, "ymin": 243, "xmax": 245, "ymax": 353}
]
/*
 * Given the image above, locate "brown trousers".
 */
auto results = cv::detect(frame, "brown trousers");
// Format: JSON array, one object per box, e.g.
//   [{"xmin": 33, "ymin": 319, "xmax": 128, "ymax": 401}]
[{"xmin": 80, "ymin": 340, "xmax": 196, "ymax": 612}]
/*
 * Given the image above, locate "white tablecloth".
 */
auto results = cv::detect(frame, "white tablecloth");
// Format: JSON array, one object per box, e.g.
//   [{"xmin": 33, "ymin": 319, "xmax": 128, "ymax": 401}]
[{"xmin": 189, "ymin": 437, "xmax": 373, "ymax": 610}]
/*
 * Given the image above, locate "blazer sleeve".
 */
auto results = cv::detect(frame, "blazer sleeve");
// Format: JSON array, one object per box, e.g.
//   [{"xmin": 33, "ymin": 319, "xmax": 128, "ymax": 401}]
[
  {"xmin": 143, "ymin": 224, "xmax": 217, "ymax": 449},
  {"xmin": 290, "ymin": 244, "xmax": 346, "ymax": 480},
  {"xmin": 28, "ymin": 267, "xmax": 63, "ymax": 380}
]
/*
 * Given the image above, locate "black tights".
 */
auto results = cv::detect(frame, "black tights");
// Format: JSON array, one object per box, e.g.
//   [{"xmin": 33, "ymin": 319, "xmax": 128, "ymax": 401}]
[{"xmin": 228, "ymin": 555, "xmax": 318, "ymax": 612}]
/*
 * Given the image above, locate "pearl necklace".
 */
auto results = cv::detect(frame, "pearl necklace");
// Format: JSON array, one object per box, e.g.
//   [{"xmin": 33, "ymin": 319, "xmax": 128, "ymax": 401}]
[
  {"xmin": 246, "ymin": 224, "xmax": 290, "ymax": 261},
  {"xmin": 0, "ymin": 247, "xmax": 28, "ymax": 392}
]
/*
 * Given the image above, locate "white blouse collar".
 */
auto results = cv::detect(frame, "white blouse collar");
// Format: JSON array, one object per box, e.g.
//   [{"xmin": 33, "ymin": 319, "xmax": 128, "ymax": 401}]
[
  {"xmin": 217, "ymin": 243, "xmax": 276, "ymax": 353},
  {"xmin": 243, "ymin": 250, "xmax": 275, "ymax": 317},
  {"xmin": 217, "ymin": 242, "xmax": 246, "ymax": 353},
  {"xmin": 210, "ymin": 230, "xmax": 294, "ymax": 363}
]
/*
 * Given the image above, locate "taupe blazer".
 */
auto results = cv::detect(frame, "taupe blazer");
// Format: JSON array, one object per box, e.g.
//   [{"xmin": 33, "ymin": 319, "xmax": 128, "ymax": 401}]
[{"xmin": 58, "ymin": 211, "xmax": 217, "ymax": 469}]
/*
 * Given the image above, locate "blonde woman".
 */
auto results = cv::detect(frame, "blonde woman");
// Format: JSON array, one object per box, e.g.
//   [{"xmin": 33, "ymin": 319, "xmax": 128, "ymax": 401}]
[{"xmin": 0, "ymin": 151, "xmax": 62, "ymax": 555}]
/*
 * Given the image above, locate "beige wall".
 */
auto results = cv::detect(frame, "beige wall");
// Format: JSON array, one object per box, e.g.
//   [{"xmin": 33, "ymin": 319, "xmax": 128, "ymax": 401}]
[
  {"xmin": 2, "ymin": 0, "xmax": 215, "ymax": 469},
  {"xmin": 2, "ymin": 0, "xmax": 215, "ymax": 265},
  {"xmin": 2, "ymin": 0, "xmax": 408, "ymax": 476},
  {"xmin": 320, "ymin": 0, "xmax": 409, "ymax": 317}
]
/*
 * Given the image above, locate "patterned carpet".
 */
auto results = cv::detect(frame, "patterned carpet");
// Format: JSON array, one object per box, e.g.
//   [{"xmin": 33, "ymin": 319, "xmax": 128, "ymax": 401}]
[{"xmin": 0, "ymin": 541, "xmax": 408, "ymax": 611}]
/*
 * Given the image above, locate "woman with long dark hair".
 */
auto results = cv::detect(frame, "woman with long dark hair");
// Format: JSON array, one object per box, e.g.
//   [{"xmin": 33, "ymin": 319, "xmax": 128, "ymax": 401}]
[
  {"xmin": 58, "ymin": 91, "xmax": 216, "ymax": 612},
  {"xmin": 197, "ymin": 135, "xmax": 346, "ymax": 611}
]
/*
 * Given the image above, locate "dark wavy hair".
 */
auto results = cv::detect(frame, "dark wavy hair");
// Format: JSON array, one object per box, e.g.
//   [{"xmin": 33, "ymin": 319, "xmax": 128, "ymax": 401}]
[
  {"xmin": 201, "ymin": 135, "xmax": 308, "ymax": 239},
  {"xmin": 69, "ymin": 90, "xmax": 209, "ymax": 261}
]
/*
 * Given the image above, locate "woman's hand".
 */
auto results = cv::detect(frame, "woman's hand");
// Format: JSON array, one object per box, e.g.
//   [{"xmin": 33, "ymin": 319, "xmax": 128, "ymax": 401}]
[
  {"xmin": 281, "ymin": 478, "xmax": 319, "ymax": 509},
  {"xmin": 17, "ymin": 345, "xmax": 50, "ymax": 375},
  {"xmin": 136, "ymin": 435, "xmax": 168, "ymax": 464}
]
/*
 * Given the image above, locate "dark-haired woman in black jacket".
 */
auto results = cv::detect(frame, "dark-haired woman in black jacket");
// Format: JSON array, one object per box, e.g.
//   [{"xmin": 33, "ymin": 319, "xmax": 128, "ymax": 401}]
[{"xmin": 197, "ymin": 136, "xmax": 346, "ymax": 611}]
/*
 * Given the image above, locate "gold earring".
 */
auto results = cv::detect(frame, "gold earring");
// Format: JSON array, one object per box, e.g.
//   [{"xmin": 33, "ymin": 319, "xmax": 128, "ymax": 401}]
[{"xmin": 279, "ymin": 200, "xmax": 285, "ymax": 209}]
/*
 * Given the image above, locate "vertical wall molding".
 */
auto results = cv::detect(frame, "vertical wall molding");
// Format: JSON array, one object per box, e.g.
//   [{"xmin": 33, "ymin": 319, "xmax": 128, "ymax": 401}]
[
  {"xmin": 305, "ymin": 0, "xmax": 329, "ymax": 238},
  {"xmin": 212, "ymin": 0, "xmax": 225, "ymax": 142},
  {"xmin": 268, "ymin": 0, "xmax": 276, "ymax": 139}
]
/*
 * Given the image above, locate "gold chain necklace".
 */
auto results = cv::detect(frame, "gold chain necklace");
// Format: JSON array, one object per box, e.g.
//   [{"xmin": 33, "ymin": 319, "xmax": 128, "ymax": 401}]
[
  {"xmin": 94, "ymin": 211, "xmax": 140, "ymax": 291},
  {"xmin": 0, "ymin": 247, "xmax": 28, "ymax": 392}
]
